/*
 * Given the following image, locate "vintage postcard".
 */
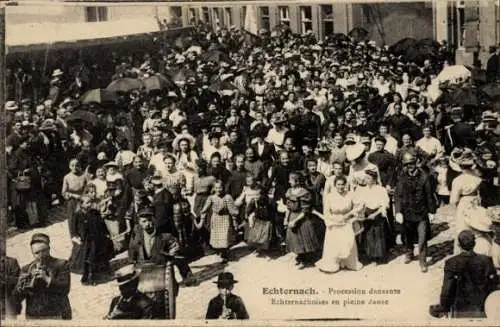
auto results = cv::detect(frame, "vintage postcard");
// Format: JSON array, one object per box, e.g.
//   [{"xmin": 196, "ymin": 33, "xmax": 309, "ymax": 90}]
[{"xmin": 1, "ymin": 0, "xmax": 500, "ymax": 325}]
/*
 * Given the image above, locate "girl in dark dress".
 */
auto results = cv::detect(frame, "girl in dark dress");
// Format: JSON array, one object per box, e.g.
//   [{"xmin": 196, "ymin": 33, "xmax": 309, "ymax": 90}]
[{"xmin": 69, "ymin": 192, "xmax": 113, "ymax": 285}]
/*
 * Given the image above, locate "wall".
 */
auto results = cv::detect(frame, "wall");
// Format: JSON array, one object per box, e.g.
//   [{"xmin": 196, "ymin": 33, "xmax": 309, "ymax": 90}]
[
  {"xmin": 351, "ymin": 2, "xmax": 434, "ymax": 46},
  {"xmin": 6, "ymin": 5, "xmax": 86, "ymax": 24}
]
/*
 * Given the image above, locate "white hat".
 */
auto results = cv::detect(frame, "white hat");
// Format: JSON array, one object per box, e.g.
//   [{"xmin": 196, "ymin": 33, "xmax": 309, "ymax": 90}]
[
  {"xmin": 97, "ymin": 152, "xmax": 108, "ymax": 161},
  {"xmin": 345, "ymin": 143, "xmax": 366, "ymax": 161},
  {"xmin": 5, "ymin": 101, "xmax": 18, "ymax": 111},
  {"xmin": 114, "ymin": 264, "xmax": 139, "ymax": 286},
  {"xmin": 464, "ymin": 207, "xmax": 492, "ymax": 232},
  {"xmin": 52, "ymin": 69, "xmax": 64, "ymax": 77}
]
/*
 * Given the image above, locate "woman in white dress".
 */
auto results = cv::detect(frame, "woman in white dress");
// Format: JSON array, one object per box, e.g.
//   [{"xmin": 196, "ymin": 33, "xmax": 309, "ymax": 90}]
[
  {"xmin": 316, "ymin": 176, "xmax": 364, "ymax": 273},
  {"xmin": 449, "ymin": 148, "xmax": 483, "ymax": 254}
]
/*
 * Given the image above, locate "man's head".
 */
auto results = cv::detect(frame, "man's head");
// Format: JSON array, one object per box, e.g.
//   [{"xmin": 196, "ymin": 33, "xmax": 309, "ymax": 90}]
[
  {"xmin": 30, "ymin": 233, "xmax": 51, "ymax": 264},
  {"xmin": 138, "ymin": 209, "xmax": 155, "ymax": 234},
  {"xmin": 458, "ymin": 230, "xmax": 475, "ymax": 251}
]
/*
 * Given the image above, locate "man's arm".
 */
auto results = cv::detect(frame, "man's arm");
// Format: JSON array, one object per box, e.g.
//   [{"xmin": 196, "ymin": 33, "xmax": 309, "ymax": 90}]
[
  {"xmin": 439, "ymin": 259, "xmax": 458, "ymax": 312},
  {"xmin": 46, "ymin": 260, "xmax": 70, "ymax": 295}
]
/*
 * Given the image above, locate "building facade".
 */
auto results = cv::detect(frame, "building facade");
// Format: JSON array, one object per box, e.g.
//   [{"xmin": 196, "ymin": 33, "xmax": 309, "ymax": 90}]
[{"xmin": 11, "ymin": 0, "xmax": 500, "ymax": 67}]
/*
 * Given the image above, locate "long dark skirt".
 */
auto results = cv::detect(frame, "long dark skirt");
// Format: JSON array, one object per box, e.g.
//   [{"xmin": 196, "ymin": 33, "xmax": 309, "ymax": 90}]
[
  {"xmin": 363, "ymin": 214, "xmax": 392, "ymax": 260},
  {"xmin": 246, "ymin": 219, "xmax": 273, "ymax": 250},
  {"xmin": 286, "ymin": 217, "xmax": 324, "ymax": 255}
]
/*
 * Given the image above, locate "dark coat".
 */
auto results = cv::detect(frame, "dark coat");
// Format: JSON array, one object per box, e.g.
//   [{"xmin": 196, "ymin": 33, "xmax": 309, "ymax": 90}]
[
  {"xmin": 439, "ymin": 251, "xmax": 498, "ymax": 318},
  {"xmin": 486, "ymin": 53, "xmax": 499, "ymax": 82},
  {"xmin": 394, "ymin": 168, "xmax": 437, "ymax": 221},
  {"xmin": 107, "ymin": 292, "xmax": 154, "ymax": 320},
  {"xmin": 251, "ymin": 141, "xmax": 276, "ymax": 167},
  {"xmin": 152, "ymin": 189, "xmax": 175, "ymax": 234},
  {"xmin": 368, "ymin": 150, "xmax": 397, "ymax": 187},
  {"xmin": 3, "ymin": 256, "xmax": 21, "ymax": 317},
  {"xmin": 69, "ymin": 208, "xmax": 113, "ymax": 274},
  {"xmin": 205, "ymin": 293, "xmax": 249, "ymax": 319},
  {"xmin": 14, "ymin": 257, "xmax": 72, "ymax": 319}
]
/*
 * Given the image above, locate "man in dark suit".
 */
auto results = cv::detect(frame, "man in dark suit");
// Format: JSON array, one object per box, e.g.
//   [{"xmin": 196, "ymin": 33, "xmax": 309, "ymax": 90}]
[
  {"xmin": 106, "ymin": 265, "xmax": 154, "ymax": 320},
  {"xmin": 486, "ymin": 46, "xmax": 500, "ymax": 83},
  {"xmin": 13, "ymin": 233, "xmax": 72, "ymax": 319},
  {"xmin": 128, "ymin": 210, "xmax": 196, "ymax": 318},
  {"xmin": 394, "ymin": 152, "xmax": 437, "ymax": 273},
  {"xmin": 206, "ymin": 272, "xmax": 249, "ymax": 320},
  {"xmin": 251, "ymin": 126, "xmax": 276, "ymax": 168},
  {"xmin": 2, "ymin": 256, "xmax": 21, "ymax": 319},
  {"xmin": 150, "ymin": 176, "xmax": 174, "ymax": 234},
  {"xmin": 430, "ymin": 230, "xmax": 498, "ymax": 318}
]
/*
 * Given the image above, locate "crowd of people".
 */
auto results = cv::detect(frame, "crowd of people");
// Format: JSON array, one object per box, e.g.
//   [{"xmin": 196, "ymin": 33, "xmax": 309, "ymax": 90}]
[{"xmin": 4, "ymin": 23, "xmax": 500, "ymax": 319}]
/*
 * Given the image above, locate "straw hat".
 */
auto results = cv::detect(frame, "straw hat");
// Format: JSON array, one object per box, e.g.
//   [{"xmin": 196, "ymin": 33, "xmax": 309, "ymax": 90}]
[
  {"xmin": 449, "ymin": 148, "xmax": 475, "ymax": 172},
  {"xmin": 114, "ymin": 265, "xmax": 139, "ymax": 286},
  {"xmin": 52, "ymin": 69, "xmax": 64, "ymax": 77},
  {"xmin": 5, "ymin": 101, "xmax": 18, "ymax": 111},
  {"xmin": 345, "ymin": 143, "xmax": 366, "ymax": 161},
  {"xmin": 172, "ymin": 133, "xmax": 195, "ymax": 151},
  {"xmin": 464, "ymin": 208, "xmax": 492, "ymax": 232},
  {"xmin": 271, "ymin": 111, "xmax": 287, "ymax": 124}
]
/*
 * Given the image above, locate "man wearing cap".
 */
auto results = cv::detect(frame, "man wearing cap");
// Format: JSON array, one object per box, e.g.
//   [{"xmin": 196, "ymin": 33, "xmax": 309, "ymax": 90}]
[
  {"xmin": 13, "ymin": 233, "xmax": 72, "ymax": 319},
  {"xmin": 106, "ymin": 265, "xmax": 154, "ymax": 319},
  {"xmin": 206, "ymin": 272, "xmax": 249, "ymax": 320},
  {"xmin": 394, "ymin": 152, "xmax": 437, "ymax": 273},
  {"xmin": 429, "ymin": 230, "xmax": 498, "ymax": 318}
]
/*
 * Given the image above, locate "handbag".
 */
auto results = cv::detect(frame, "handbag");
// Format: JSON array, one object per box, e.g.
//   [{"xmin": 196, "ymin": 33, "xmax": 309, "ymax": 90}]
[{"xmin": 14, "ymin": 170, "xmax": 31, "ymax": 191}]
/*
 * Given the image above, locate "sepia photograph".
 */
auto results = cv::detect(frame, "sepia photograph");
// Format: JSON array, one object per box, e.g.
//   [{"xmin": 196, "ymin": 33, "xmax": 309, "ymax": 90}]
[{"xmin": 0, "ymin": 0, "xmax": 500, "ymax": 324}]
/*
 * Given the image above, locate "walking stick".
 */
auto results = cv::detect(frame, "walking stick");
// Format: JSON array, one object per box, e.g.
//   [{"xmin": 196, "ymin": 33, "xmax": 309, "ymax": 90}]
[{"xmin": 165, "ymin": 260, "xmax": 176, "ymax": 319}]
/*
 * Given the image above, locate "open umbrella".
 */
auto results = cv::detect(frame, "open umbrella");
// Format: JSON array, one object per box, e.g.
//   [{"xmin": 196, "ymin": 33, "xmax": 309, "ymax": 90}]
[
  {"xmin": 200, "ymin": 50, "xmax": 233, "ymax": 65},
  {"xmin": 142, "ymin": 74, "xmax": 176, "ymax": 92},
  {"xmin": 481, "ymin": 83, "xmax": 500, "ymax": 100},
  {"xmin": 208, "ymin": 79, "xmax": 238, "ymax": 94},
  {"xmin": 184, "ymin": 45, "xmax": 202, "ymax": 55},
  {"xmin": 169, "ymin": 68, "xmax": 196, "ymax": 84},
  {"xmin": 419, "ymin": 38, "xmax": 441, "ymax": 49},
  {"xmin": 67, "ymin": 110, "xmax": 98, "ymax": 125},
  {"xmin": 348, "ymin": 27, "xmax": 369, "ymax": 42},
  {"xmin": 329, "ymin": 33, "xmax": 349, "ymax": 43},
  {"xmin": 106, "ymin": 78, "xmax": 142, "ymax": 93},
  {"xmin": 404, "ymin": 45, "xmax": 439, "ymax": 64},
  {"xmin": 390, "ymin": 37, "xmax": 418, "ymax": 55},
  {"xmin": 436, "ymin": 85, "xmax": 491, "ymax": 107},
  {"xmin": 435, "ymin": 65, "xmax": 471, "ymax": 84},
  {"xmin": 80, "ymin": 89, "xmax": 118, "ymax": 104}
]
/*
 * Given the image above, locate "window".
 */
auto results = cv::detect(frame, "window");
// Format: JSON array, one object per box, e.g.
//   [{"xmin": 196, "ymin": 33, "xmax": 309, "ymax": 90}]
[
  {"xmin": 321, "ymin": 5, "xmax": 334, "ymax": 37},
  {"xmin": 300, "ymin": 6, "xmax": 313, "ymax": 34},
  {"xmin": 278, "ymin": 6, "xmax": 290, "ymax": 26},
  {"xmin": 456, "ymin": 0, "xmax": 465, "ymax": 47},
  {"xmin": 225, "ymin": 8, "xmax": 233, "ymax": 27},
  {"xmin": 213, "ymin": 7, "xmax": 221, "ymax": 27},
  {"xmin": 260, "ymin": 6, "xmax": 270, "ymax": 31},
  {"xmin": 188, "ymin": 8, "xmax": 198, "ymax": 25},
  {"xmin": 169, "ymin": 6, "xmax": 182, "ymax": 28},
  {"xmin": 85, "ymin": 6, "xmax": 107, "ymax": 22},
  {"xmin": 202, "ymin": 7, "xmax": 210, "ymax": 23}
]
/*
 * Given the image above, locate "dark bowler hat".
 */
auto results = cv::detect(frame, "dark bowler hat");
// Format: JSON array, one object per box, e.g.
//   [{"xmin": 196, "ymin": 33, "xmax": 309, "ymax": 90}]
[
  {"xmin": 150, "ymin": 175, "xmax": 163, "ymax": 186},
  {"xmin": 137, "ymin": 207, "xmax": 154, "ymax": 218},
  {"xmin": 214, "ymin": 272, "xmax": 238, "ymax": 287},
  {"xmin": 30, "ymin": 233, "xmax": 50, "ymax": 246}
]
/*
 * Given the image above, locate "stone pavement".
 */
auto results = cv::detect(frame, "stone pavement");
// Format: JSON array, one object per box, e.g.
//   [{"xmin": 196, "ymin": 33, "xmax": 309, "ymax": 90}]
[{"xmin": 6, "ymin": 205, "xmax": 457, "ymax": 321}]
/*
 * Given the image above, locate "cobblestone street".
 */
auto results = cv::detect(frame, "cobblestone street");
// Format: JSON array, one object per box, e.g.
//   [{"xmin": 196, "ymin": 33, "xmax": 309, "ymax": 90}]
[{"xmin": 7, "ymin": 205, "xmax": 456, "ymax": 321}]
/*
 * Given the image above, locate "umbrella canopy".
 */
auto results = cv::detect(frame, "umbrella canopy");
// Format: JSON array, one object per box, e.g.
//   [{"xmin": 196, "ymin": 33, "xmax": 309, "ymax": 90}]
[
  {"xmin": 200, "ymin": 50, "xmax": 233, "ymax": 64},
  {"xmin": 184, "ymin": 45, "xmax": 202, "ymax": 55},
  {"xmin": 169, "ymin": 68, "xmax": 197, "ymax": 84},
  {"xmin": 419, "ymin": 38, "xmax": 441, "ymax": 48},
  {"xmin": 80, "ymin": 89, "xmax": 118, "ymax": 104},
  {"xmin": 403, "ymin": 45, "xmax": 439, "ymax": 64},
  {"xmin": 329, "ymin": 33, "xmax": 349, "ymax": 43},
  {"xmin": 106, "ymin": 78, "xmax": 142, "ymax": 93},
  {"xmin": 142, "ymin": 74, "xmax": 176, "ymax": 92},
  {"xmin": 208, "ymin": 79, "xmax": 238, "ymax": 94},
  {"xmin": 389, "ymin": 37, "xmax": 418, "ymax": 55},
  {"xmin": 436, "ymin": 85, "xmax": 491, "ymax": 107},
  {"xmin": 435, "ymin": 65, "xmax": 472, "ymax": 84},
  {"xmin": 348, "ymin": 27, "xmax": 369, "ymax": 42},
  {"xmin": 481, "ymin": 83, "xmax": 500, "ymax": 101},
  {"xmin": 67, "ymin": 110, "xmax": 98, "ymax": 125}
]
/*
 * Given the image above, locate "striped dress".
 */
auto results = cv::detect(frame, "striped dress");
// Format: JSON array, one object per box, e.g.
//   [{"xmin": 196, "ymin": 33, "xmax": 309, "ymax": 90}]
[{"xmin": 200, "ymin": 194, "xmax": 239, "ymax": 249}]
